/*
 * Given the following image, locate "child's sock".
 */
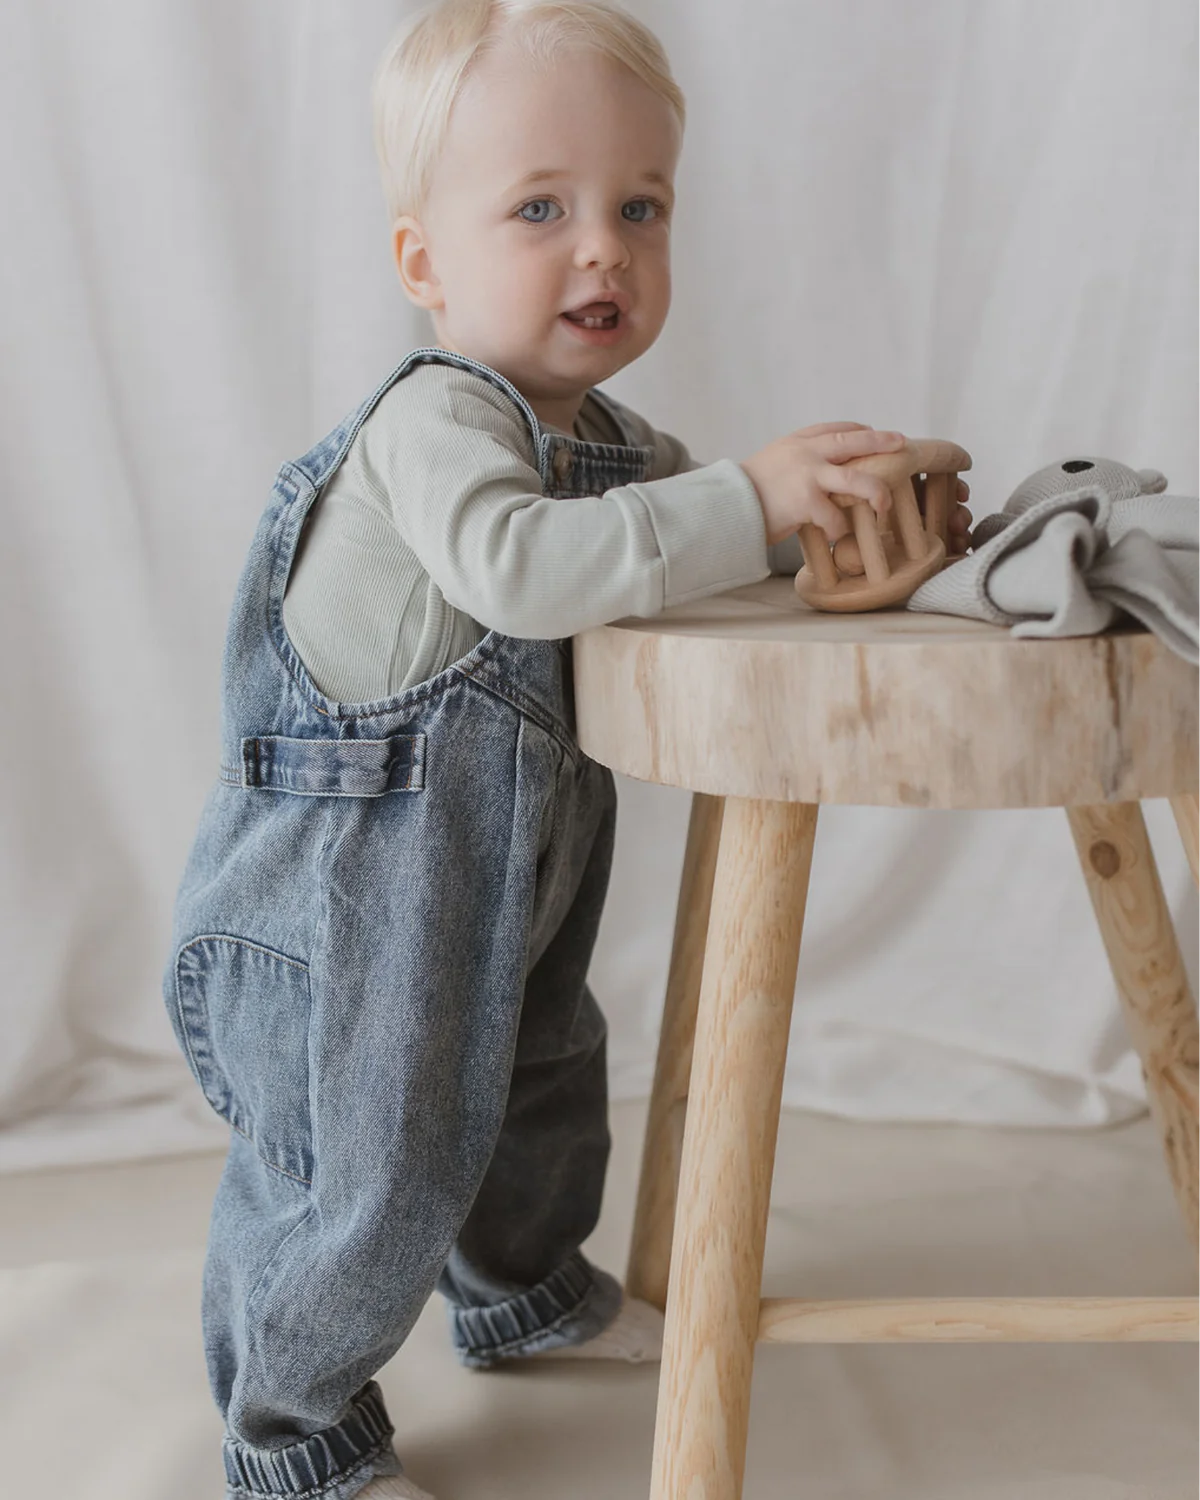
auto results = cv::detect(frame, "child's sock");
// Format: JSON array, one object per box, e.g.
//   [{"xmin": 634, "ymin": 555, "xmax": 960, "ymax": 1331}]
[
  {"xmin": 525, "ymin": 1294, "xmax": 665, "ymax": 1363},
  {"xmin": 357, "ymin": 1474, "xmax": 437, "ymax": 1499}
]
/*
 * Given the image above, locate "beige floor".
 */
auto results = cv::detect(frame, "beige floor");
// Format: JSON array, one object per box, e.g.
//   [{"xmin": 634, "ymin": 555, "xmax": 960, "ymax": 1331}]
[{"xmin": 0, "ymin": 1101, "xmax": 1195, "ymax": 1499}]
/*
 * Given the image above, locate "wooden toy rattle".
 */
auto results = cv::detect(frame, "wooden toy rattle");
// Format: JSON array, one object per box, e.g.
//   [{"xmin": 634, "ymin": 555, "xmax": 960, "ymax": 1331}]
[{"xmin": 794, "ymin": 438, "xmax": 973, "ymax": 612}]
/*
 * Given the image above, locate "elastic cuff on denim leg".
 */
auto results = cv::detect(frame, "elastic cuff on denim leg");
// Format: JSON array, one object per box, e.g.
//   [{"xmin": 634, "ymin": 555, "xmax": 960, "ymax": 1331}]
[
  {"xmin": 448, "ymin": 1251, "xmax": 624, "ymax": 1369},
  {"xmin": 223, "ymin": 1380, "xmax": 398, "ymax": 1498}
]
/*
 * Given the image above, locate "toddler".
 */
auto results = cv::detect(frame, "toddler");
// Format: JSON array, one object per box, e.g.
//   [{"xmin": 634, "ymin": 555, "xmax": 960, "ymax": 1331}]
[{"xmin": 164, "ymin": 2, "xmax": 970, "ymax": 1497}]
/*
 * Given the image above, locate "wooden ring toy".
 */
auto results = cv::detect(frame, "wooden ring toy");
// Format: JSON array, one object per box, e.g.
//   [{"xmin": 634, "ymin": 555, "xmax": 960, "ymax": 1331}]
[{"xmin": 794, "ymin": 438, "xmax": 973, "ymax": 612}]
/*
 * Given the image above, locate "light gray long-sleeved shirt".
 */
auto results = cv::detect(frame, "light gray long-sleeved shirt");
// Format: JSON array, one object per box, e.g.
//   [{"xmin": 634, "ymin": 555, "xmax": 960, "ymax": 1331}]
[{"xmin": 282, "ymin": 359, "xmax": 799, "ymax": 702}]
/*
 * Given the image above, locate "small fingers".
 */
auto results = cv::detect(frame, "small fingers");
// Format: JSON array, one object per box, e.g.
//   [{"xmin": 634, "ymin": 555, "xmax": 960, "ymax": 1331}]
[
  {"xmin": 794, "ymin": 421, "xmax": 871, "ymax": 438},
  {"xmin": 815, "ymin": 427, "xmax": 905, "ymax": 462},
  {"xmin": 809, "ymin": 496, "xmax": 851, "ymax": 543},
  {"xmin": 820, "ymin": 464, "xmax": 891, "ymax": 517},
  {"xmin": 949, "ymin": 503, "xmax": 973, "ymax": 554}
]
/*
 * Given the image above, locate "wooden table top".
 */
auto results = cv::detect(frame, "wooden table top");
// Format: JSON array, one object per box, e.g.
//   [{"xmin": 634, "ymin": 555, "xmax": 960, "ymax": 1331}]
[{"xmin": 572, "ymin": 578, "xmax": 1198, "ymax": 808}]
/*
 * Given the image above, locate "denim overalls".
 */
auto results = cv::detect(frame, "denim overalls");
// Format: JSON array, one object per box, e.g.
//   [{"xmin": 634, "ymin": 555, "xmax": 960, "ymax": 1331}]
[{"xmin": 164, "ymin": 346, "xmax": 656, "ymax": 1500}]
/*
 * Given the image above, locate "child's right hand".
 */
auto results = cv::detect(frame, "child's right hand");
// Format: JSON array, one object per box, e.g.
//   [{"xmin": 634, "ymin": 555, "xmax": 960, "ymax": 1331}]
[{"xmin": 739, "ymin": 423, "xmax": 906, "ymax": 546}]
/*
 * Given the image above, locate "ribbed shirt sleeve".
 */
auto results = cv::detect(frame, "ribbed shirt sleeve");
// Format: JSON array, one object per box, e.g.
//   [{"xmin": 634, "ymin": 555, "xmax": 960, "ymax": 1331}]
[
  {"xmin": 637, "ymin": 411, "xmax": 804, "ymax": 577},
  {"xmin": 360, "ymin": 365, "xmax": 772, "ymax": 639}
]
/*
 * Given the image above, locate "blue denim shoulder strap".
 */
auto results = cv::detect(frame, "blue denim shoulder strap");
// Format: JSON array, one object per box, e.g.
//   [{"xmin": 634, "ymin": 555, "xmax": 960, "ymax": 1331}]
[
  {"xmin": 287, "ymin": 347, "xmax": 549, "ymax": 492},
  {"xmin": 286, "ymin": 346, "xmax": 655, "ymax": 494}
]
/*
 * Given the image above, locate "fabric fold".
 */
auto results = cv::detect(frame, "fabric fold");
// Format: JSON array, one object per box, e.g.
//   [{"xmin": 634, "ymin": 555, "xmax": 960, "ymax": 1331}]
[{"xmin": 907, "ymin": 483, "xmax": 1199, "ymax": 663}]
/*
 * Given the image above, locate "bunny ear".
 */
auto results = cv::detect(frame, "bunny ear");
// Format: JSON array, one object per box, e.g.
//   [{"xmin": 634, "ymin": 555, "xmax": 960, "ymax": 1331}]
[{"xmin": 1137, "ymin": 467, "xmax": 1168, "ymax": 493}]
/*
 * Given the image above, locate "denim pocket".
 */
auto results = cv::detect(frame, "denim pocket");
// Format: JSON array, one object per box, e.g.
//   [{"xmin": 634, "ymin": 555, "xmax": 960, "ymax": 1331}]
[{"xmin": 172, "ymin": 935, "xmax": 314, "ymax": 1184}]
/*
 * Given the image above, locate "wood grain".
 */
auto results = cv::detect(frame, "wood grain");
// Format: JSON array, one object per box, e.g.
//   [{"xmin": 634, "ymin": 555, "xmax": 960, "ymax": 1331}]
[
  {"xmin": 574, "ymin": 578, "xmax": 1198, "ymax": 808},
  {"xmin": 649, "ymin": 798, "xmax": 816, "ymax": 1500},
  {"xmin": 626, "ymin": 792, "xmax": 724, "ymax": 1312},
  {"xmin": 1172, "ymin": 792, "xmax": 1198, "ymax": 885},
  {"xmin": 757, "ymin": 1296, "xmax": 1197, "ymax": 1342},
  {"xmin": 1066, "ymin": 802, "xmax": 1199, "ymax": 1247}
]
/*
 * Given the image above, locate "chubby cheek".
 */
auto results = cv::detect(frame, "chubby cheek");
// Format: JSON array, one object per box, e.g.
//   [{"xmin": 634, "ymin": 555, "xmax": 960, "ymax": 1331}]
[
  {"xmin": 444, "ymin": 245, "xmax": 524, "ymax": 329},
  {"xmin": 478, "ymin": 240, "xmax": 553, "ymax": 311},
  {"xmin": 525, "ymin": 261, "xmax": 572, "ymax": 328},
  {"xmin": 640, "ymin": 251, "xmax": 671, "ymax": 316},
  {"xmin": 635, "ymin": 278, "xmax": 670, "ymax": 345}
]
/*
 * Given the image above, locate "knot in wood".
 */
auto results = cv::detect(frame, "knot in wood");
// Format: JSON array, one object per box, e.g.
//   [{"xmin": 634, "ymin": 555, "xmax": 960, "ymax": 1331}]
[{"xmin": 1089, "ymin": 840, "xmax": 1122, "ymax": 878}]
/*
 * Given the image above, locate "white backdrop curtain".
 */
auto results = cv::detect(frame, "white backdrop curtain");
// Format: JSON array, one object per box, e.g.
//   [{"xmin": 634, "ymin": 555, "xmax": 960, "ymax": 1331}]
[{"xmin": 0, "ymin": 0, "xmax": 1195, "ymax": 1172}]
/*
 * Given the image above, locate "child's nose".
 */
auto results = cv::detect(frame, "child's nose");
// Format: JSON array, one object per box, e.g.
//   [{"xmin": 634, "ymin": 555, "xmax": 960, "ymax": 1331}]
[{"xmin": 573, "ymin": 219, "xmax": 631, "ymax": 270}]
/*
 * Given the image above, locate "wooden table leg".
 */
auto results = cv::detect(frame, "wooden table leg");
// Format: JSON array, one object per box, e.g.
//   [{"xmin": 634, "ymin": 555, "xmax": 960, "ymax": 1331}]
[
  {"xmin": 1066, "ymin": 802, "xmax": 1199, "ymax": 1247},
  {"xmin": 1170, "ymin": 792, "xmax": 1200, "ymax": 882},
  {"xmin": 627, "ymin": 792, "xmax": 725, "ymax": 1311},
  {"xmin": 650, "ymin": 798, "xmax": 818, "ymax": 1500}
]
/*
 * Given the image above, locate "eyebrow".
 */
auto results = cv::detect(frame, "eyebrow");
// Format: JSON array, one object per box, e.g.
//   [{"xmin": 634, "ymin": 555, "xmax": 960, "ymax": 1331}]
[{"xmin": 507, "ymin": 168, "xmax": 675, "ymax": 201}]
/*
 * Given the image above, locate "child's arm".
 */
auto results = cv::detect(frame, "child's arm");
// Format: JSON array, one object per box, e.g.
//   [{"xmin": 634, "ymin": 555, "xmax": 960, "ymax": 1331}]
[
  {"xmin": 370, "ymin": 365, "xmax": 901, "ymax": 639},
  {"xmin": 611, "ymin": 403, "xmax": 805, "ymax": 576},
  {"xmin": 370, "ymin": 366, "xmax": 775, "ymax": 639},
  {"xmin": 634, "ymin": 404, "xmax": 973, "ymax": 566}
]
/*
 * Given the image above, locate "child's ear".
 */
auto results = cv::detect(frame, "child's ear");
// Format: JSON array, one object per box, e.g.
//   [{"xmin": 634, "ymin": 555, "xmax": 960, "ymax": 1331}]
[{"xmin": 391, "ymin": 217, "xmax": 444, "ymax": 311}]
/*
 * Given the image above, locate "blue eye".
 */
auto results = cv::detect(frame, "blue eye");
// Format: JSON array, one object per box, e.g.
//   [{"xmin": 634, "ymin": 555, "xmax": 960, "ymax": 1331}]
[
  {"xmin": 516, "ymin": 199, "xmax": 562, "ymax": 223},
  {"xmin": 515, "ymin": 196, "xmax": 669, "ymax": 225}
]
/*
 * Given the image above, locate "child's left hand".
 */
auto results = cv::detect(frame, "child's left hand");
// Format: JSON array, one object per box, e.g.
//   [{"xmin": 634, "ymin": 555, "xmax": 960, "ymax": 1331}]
[{"xmin": 948, "ymin": 478, "xmax": 973, "ymax": 554}]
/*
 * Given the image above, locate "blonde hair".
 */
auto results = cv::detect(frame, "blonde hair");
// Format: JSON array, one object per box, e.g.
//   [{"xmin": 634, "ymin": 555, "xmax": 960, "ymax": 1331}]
[{"xmin": 372, "ymin": 0, "xmax": 686, "ymax": 224}]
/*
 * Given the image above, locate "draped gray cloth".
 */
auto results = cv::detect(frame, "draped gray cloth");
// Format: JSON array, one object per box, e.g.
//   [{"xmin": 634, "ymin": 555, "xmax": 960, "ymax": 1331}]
[{"xmin": 909, "ymin": 485, "xmax": 1199, "ymax": 662}]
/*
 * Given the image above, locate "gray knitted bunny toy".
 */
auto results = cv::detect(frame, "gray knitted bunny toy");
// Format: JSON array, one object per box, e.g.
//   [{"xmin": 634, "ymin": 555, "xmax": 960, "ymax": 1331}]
[
  {"xmin": 907, "ymin": 453, "xmax": 1198, "ymax": 662},
  {"xmin": 970, "ymin": 455, "xmax": 1168, "ymax": 549}
]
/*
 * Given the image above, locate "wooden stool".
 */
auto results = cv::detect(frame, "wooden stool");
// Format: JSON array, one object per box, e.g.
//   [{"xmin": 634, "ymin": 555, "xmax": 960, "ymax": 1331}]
[
  {"xmin": 571, "ymin": 580, "xmax": 1199, "ymax": 1500},
  {"xmin": 795, "ymin": 437, "xmax": 971, "ymax": 612}
]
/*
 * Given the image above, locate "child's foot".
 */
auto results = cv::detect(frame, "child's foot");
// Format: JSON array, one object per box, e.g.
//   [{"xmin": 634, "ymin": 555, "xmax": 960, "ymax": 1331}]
[
  {"xmin": 525, "ymin": 1294, "xmax": 665, "ymax": 1363},
  {"xmin": 357, "ymin": 1475, "xmax": 437, "ymax": 1499}
]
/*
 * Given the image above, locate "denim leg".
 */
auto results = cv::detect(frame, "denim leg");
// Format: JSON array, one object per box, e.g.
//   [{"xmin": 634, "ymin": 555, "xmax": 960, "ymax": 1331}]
[
  {"xmin": 440, "ymin": 756, "xmax": 625, "ymax": 1368},
  {"xmin": 203, "ymin": 1138, "xmax": 404, "ymax": 1499},
  {"xmin": 194, "ymin": 697, "xmax": 565, "ymax": 1494}
]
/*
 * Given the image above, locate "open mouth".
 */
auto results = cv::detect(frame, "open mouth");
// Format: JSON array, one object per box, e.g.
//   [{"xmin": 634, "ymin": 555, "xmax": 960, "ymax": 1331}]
[{"xmin": 562, "ymin": 302, "xmax": 621, "ymax": 329}]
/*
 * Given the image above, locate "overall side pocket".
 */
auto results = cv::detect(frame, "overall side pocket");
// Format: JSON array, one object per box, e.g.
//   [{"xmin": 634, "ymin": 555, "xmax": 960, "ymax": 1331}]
[{"xmin": 172, "ymin": 935, "xmax": 314, "ymax": 1185}]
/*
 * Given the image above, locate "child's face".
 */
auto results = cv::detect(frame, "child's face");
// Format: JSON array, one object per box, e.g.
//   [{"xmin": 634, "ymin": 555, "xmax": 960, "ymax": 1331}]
[{"xmin": 392, "ymin": 41, "xmax": 681, "ymax": 421}]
